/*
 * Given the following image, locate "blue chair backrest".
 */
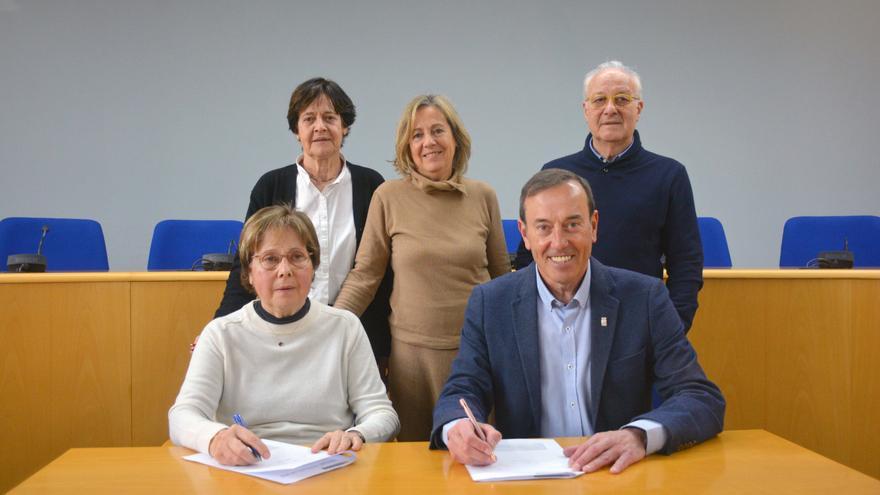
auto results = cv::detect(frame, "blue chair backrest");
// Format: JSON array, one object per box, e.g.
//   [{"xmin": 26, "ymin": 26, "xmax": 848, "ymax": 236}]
[
  {"xmin": 698, "ymin": 217, "xmax": 733, "ymax": 268},
  {"xmin": 148, "ymin": 219, "xmax": 244, "ymax": 270},
  {"xmin": 502, "ymin": 219, "xmax": 521, "ymax": 254},
  {"xmin": 780, "ymin": 215, "xmax": 880, "ymax": 268},
  {"xmin": 0, "ymin": 217, "xmax": 109, "ymax": 272}
]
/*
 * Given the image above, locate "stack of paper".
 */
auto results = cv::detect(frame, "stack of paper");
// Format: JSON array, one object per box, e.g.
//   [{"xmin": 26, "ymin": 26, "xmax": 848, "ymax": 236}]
[
  {"xmin": 183, "ymin": 439, "xmax": 356, "ymax": 485},
  {"xmin": 465, "ymin": 438, "xmax": 584, "ymax": 482}
]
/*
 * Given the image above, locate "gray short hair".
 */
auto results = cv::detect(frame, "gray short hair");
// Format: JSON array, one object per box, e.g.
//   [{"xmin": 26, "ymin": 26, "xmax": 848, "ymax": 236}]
[
  {"xmin": 582, "ymin": 60, "xmax": 642, "ymax": 99},
  {"xmin": 519, "ymin": 169, "xmax": 596, "ymax": 222}
]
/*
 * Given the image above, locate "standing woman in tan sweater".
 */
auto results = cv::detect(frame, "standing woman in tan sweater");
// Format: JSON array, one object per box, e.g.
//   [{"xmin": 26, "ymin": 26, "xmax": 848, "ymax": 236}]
[{"xmin": 334, "ymin": 94, "xmax": 510, "ymax": 440}]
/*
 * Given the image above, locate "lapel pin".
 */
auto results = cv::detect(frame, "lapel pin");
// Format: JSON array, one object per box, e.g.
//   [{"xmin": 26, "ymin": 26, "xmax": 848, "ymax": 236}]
[{"xmin": 600, "ymin": 316, "xmax": 607, "ymax": 327}]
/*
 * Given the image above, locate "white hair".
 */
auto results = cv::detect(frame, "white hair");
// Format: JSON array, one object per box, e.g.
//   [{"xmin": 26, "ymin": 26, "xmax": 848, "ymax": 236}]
[{"xmin": 582, "ymin": 60, "xmax": 643, "ymax": 99}]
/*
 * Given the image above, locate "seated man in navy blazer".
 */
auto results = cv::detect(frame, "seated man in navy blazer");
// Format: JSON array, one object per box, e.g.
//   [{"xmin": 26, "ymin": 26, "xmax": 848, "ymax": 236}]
[{"xmin": 430, "ymin": 169, "xmax": 724, "ymax": 474}]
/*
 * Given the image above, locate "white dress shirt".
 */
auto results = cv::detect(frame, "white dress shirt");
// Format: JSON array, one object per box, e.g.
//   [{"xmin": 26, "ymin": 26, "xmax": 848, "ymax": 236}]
[
  {"xmin": 536, "ymin": 264, "xmax": 593, "ymax": 437},
  {"xmin": 295, "ymin": 159, "xmax": 356, "ymax": 305},
  {"xmin": 534, "ymin": 267, "xmax": 666, "ymax": 454}
]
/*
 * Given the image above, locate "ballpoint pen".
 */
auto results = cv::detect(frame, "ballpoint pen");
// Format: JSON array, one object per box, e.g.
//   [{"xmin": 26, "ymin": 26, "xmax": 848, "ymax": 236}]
[
  {"xmin": 232, "ymin": 413, "xmax": 262, "ymax": 461},
  {"xmin": 459, "ymin": 398, "xmax": 496, "ymax": 461}
]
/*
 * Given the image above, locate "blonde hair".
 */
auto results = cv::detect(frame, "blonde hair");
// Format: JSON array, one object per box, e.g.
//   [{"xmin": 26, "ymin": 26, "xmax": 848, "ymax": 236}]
[
  {"xmin": 393, "ymin": 94, "xmax": 471, "ymax": 180},
  {"xmin": 238, "ymin": 203, "xmax": 320, "ymax": 293}
]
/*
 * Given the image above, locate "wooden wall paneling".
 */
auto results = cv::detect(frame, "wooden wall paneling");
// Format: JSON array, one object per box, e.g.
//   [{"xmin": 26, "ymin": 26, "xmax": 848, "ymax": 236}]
[
  {"xmin": 3, "ymin": 271, "xmax": 879, "ymax": 486},
  {"xmin": 0, "ymin": 282, "xmax": 131, "ymax": 493},
  {"xmin": 849, "ymin": 279, "xmax": 880, "ymax": 480},
  {"xmin": 764, "ymin": 279, "xmax": 854, "ymax": 471},
  {"xmin": 130, "ymin": 280, "xmax": 226, "ymax": 446},
  {"xmin": 1, "ymin": 283, "xmax": 54, "ymax": 493},
  {"xmin": 690, "ymin": 278, "xmax": 767, "ymax": 430},
  {"xmin": 49, "ymin": 282, "xmax": 132, "ymax": 449}
]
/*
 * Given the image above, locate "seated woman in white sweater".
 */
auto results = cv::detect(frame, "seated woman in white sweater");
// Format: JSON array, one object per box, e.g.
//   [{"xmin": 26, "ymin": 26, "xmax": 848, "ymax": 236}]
[{"xmin": 169, "ymin": 204, "xmax": 399, "ymax": 465}]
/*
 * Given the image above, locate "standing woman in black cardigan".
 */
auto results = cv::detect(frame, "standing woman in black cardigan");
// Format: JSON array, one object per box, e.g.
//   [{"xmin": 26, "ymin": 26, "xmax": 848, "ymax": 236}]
[{"xmin": 214, "ymin": 77, "xmax": 392, "ymax": 367}]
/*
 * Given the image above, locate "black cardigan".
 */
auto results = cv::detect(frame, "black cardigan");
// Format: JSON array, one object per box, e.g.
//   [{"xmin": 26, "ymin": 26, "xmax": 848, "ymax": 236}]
[{"xmin": 215, "ymin": 162, "xmax": 393, "ymax": 358}]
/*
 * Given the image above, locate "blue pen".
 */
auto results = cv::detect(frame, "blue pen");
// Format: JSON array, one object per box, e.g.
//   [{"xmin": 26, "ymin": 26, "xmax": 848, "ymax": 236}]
[{"xmin": 232, "ymin": 413, "xmax": 262, "ymax": 461}]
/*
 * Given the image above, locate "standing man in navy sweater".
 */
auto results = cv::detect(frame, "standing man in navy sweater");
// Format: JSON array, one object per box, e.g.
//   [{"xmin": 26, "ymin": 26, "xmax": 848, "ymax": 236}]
[{"xmin": 515, "ymin": 61, "xmax": 703, "ymax": 332}]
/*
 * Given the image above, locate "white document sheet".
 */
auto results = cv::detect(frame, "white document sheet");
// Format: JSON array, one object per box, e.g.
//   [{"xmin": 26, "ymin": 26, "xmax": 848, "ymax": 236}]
[
  {"xmin": 465, "ymin": 438, "xmax": 584, "ymax": 482},
  {"xmin": 183, "ymin": 439, "xmax": 356, "ymax": 485}
]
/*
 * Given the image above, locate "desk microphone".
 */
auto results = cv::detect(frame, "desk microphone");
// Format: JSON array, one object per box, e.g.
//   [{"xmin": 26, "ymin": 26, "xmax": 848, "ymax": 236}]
[
  {"xmin": 199, "ymin": 239, "xmax": 236, "ymax": 271},
  {"xmin": 812, "ymin": 237, "xmax": 855, "ymax": 269},
  {"xmin": 7, "ymin": 225, "xmax": 49, "ymax": 272}
]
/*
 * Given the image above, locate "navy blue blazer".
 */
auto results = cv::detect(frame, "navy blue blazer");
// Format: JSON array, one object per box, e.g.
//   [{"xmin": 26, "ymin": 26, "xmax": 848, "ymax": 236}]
[{"xmin": 430, "ymin": 259, "xmax": 724, "ymax": 454}]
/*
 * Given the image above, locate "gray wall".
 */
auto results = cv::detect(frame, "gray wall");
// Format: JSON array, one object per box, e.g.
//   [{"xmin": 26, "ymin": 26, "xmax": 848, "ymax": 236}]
[{"xmin": 2, "ymin": 0, "xmax": 878, "ymax": 270}]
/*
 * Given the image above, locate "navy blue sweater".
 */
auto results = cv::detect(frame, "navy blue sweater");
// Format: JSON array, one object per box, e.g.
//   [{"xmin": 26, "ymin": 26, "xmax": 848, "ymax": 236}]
[{"xmin": 515, "ymin": 131, "xmax": 703, "ymax": 331}]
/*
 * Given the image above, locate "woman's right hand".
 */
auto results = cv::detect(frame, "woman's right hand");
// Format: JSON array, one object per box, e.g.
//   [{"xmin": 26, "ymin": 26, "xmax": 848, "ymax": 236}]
[{"xmin": 208, "ymin": 424, "xmax": 271, "ymax": 465}]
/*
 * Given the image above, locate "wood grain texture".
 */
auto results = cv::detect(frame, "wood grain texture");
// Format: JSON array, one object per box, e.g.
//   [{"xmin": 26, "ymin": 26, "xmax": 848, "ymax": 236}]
[
  {"xmin": 692, "ymin": 276, "xmax": 880, "ymax": 480},
  {"xmin": 850, "ymin": 279, "xmax": 880, "ymax": 478},
  {"xmin": 130, "ymin": 280, "xmax": 226, "ymax": 446},
  {"xmin": 702, "ymin": 269, "xmax": 880, "ymax": 279},
  {"xmin": 11, "ymin": 431, "xmax": 880, "ymax": 494},
  {"xmin": 0, "ymin": 272, "xmax": 228, "ymax": 284},
  {"xmin": 689, "ymin": 279, "xmax": 767, "ymax": 429},
  {"xmin": 764, "ymin": 279, "xmax": 854, "ymax": 469},
  {"xmin": 0, "ymin": 282, "xmax": 131, "ymax": 494},
  {"xmin": 2, "ymin": 271, "xmax": 879, "ymax": 487}
]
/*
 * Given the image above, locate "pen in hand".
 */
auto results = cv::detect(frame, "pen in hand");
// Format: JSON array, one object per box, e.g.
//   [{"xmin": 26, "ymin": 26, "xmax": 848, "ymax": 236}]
[
  {"xmin": 459, "ymin": 398, "xmax": 497, "ymax": 462},
  {"xmin": 232, "ymin": 413, "xmax": 262, "ymax": 461}
]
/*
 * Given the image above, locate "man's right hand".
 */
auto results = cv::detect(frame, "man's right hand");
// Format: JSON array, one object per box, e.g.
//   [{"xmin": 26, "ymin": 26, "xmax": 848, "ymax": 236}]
[{"xmin": 446, "ymin": 419, "xmax": 502, "ymax": 466}]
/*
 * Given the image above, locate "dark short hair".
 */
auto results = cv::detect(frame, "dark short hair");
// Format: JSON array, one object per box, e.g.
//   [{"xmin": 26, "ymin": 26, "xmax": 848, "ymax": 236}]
[
  {"xmin": 239, "ymin": 203, "xmax": 320, "ymax": 294},
  {"xmin": 286, "ymin": 77, "xmax": 356, "ymax": 135},
  {"xmin": 518, "ymin": 169, "xmax": 596, "ymax": 222}
]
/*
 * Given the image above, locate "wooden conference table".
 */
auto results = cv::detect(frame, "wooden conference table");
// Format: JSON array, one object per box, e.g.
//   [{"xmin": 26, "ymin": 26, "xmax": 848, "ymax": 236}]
[
  {"xmin": 1, "ymin": 269, "xmax": 879, "ymax": 491},
  {"xmin": 11, "ymin": 430, "xmax": 880, "ymax": 494}
]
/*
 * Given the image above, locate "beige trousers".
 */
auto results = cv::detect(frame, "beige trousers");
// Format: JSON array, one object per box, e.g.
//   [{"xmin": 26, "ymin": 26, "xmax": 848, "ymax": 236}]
[{"xmin": 388, "ymin": 338, "xmax": 458, "ymax": 441}]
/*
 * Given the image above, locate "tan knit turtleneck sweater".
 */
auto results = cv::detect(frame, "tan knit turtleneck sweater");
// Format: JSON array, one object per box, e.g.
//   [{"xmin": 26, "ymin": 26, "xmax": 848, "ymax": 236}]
[{"xmin": 335, "ymin": 172, "xmax": 510, "ymax": 349}]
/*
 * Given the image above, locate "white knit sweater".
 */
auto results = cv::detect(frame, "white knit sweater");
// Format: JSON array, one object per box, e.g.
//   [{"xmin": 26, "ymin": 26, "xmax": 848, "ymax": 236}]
[{"xmin": 169, "ymin": 300, "xmax": 399, "ymax": 454}]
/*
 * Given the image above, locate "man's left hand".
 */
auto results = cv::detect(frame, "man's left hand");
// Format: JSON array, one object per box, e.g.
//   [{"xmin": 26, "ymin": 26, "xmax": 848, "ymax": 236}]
[{"xmin": 563, "ymin": 429, "xmax": 646, "ymax": 474}]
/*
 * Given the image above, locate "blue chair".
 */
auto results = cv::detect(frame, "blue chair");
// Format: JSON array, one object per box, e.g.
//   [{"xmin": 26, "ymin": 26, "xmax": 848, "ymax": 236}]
[
  {"xmin": 0, "ymin": 217, "xmax": 109, "ymax": 272},
  {"xmin": 148, "ymin": 220, "xmax": 243, "ymax": 270},
  {"xmin": 502, "ymin": 219, "xmax": 522, "ymax": 268},
  {"xmin": 698, "ymin": 217, "xmax": 733, "ymax": 268},
  {"xmin": 502, "ymin": 219, "xmax": 522, "ymax": 255},
  {"xmin": 780, "ymin": 215, "xmax": 880, "ymax": 268}
]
